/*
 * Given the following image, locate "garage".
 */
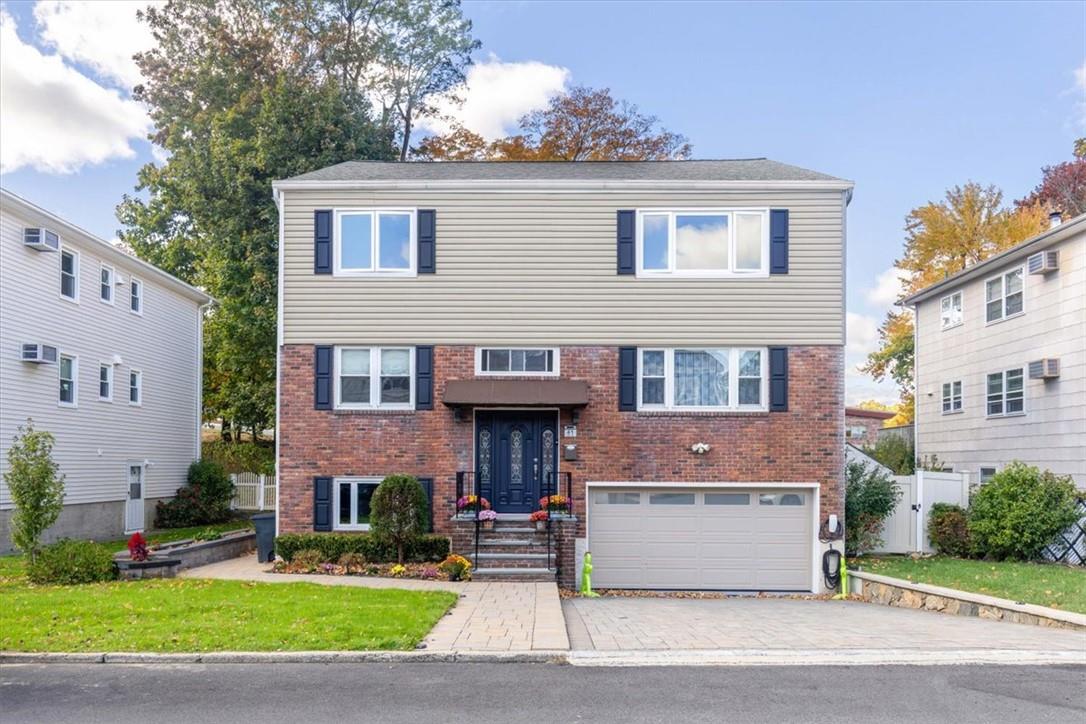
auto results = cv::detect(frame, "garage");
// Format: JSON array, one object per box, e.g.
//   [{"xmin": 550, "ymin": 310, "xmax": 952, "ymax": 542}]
[{"xmin": 587, "ymin": 485, "xmax": 815, "ymax": 591}]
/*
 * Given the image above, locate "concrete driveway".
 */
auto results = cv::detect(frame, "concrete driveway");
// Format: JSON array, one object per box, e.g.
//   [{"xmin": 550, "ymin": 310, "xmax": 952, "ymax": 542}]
[{"xmin": 564, "ymin": 596, "xmax": 1086, "ymax": 653}]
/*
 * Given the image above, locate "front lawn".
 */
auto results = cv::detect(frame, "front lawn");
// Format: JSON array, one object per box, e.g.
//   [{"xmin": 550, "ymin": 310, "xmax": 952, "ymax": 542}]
[{"xmin": 857, "ymin": 556, "xmax": 1086, "ymax": 614}]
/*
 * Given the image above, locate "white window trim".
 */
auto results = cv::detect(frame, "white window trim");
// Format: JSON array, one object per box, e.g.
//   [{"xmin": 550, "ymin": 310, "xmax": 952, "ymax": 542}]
[
  {"xmin": 60, "ymin": 248, "xmax": 79, "ymax": 303},
  {"xmin": 940, "ymin": 380, "xmax": 963, "ymax": 415},
  {"xmin": 98, "ymin": 362, "xmax": 114, "ymax": 402},
  {"xmin": 130, "ymin": 277, "xmax": 144, "ymax": 316},
  {"xmin": 333, "ymin": 208, "xmax": 417, "ymax": 277},
  {"xmin": 984, "ymin": 266, "xmax": 1025, "ymax": 326},
  {"xmin": 939, "ymin": 291, "xmax": 963, "ymax": 330},
  {"xmin": 129, "ymin": 369, "xmax": 143, "ymax": 407},
  {"xmin": 58, "ymin": 353, "xmax": 78, "ymax": 408},
  {"xmin": 637, "ymin": 347, "xmax": 768, "ymax": 412},
  {"xmin": 474, "ymin": 347, "xmax": 560, "ymax": 377},
  {"xmin": 99, "ymin": 264, "xmax": 115, "ymax": 305},
  {"xmin": 332, "ymin": 476, "xmax": 383, "ymax": 531},
  {"xmin": 334, "ymin": 346, "xmax": 415, "ymax": 410},
  {"xmin": 985, "ymin": 367, "xmax": 1025, "ymax": 418},
  {"xmin": 979, "ymin": 466, "xmax": 998, "ymax": 484},
  {"xmin": 635, "ymin": 208, "xmax": 770, "ymax": 279}
]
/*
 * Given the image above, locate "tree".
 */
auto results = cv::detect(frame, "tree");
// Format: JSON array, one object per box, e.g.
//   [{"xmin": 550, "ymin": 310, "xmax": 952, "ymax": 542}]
[
  {"xmin": 863, "ymin": 184, "xmax": 1046, "ymax": 417},
  {"xmin": 1016, "ymin": 140, "xmax": 1086, "ymax": 218},
  {"xmin": 369, "ymin": 0, "xmax": 480, "ymax": 160},
  {"xmin": 4, "ymin": 420, "xmax": 65, "ymax": 561},
  {"xmin": 844, "ymin": 460, "xmax": 901, "ymax": 555},
  {"xmin": 119, "ymin": 0, "xmax": 396, "ymax": 438},
  {"xmin": 414, "ymin": 86, "xmax": 692, "ymax": 161},
  {"xmin": 369, "ymin": 475, "xmax": 430, "ymax": 563}
]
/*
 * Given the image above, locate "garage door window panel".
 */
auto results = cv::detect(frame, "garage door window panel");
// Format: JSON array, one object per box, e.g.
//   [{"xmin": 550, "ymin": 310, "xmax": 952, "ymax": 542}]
[
  {"xmin": 595, "ymin": 492, "xmax": 641, "ymax": 505},
  {"xmin": 705, "ymin": 493, "xmax": 751, "ymax": 505},
  {"xmin": 649, "ymin": 493, "xmax": 696, "ymax": 505}
]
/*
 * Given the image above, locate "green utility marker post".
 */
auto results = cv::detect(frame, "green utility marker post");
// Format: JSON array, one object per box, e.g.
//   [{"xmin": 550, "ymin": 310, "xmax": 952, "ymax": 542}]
[{"xmin": 580, "ymin": 551, "xmax": 599, "ymax": 597}]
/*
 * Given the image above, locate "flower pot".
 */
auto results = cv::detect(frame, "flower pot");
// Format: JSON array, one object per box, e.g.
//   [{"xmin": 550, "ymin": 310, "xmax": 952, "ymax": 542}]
[{"xmin": 481, "ymin": 520, "xmax": 494, "ymax": 530}]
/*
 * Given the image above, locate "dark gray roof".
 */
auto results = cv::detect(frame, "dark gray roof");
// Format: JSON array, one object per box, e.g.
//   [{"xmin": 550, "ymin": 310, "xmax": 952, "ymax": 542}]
[{"xmin": 281, "ymin": 158, "xmax": 848, "ymax": 183}]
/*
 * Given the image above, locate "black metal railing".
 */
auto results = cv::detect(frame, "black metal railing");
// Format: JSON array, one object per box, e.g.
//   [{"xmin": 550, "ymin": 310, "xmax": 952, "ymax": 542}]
[
  {"xmin": 542, "ymin": 471, "xmax": 573, "ymax": 579},
  {"xmin": 454, "ymin": 471, "xmax": 484, "ymax": 565}
]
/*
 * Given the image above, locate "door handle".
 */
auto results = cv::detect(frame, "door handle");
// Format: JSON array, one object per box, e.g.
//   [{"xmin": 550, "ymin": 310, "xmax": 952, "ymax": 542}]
[{"xmin": 533, "ymin": 458, "xmax": 539, "ymax": 480}]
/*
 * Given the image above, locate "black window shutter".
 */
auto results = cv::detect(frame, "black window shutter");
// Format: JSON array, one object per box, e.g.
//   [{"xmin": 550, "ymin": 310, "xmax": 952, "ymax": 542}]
[
  {"xmin": 418, "ymin": 477, "xmax": 434, "ymax": 532},
  {"xmin": 415, "ymin": 346, "xmax": 434, "ymax": 410},
  {"xmin": 314, "ymin": 210, "xmax": 332, "ymax": 274},
  {"xmin": 417, "ymin": 209, "xmax": 436, "ymax": 273},
  {"xmin": 770, "ymin": 209, "xmax": 789, "ymax": 275},
  {"xmin": 314, "ymin": 477, "xmax": 333, "ymax": 531},
  {"xmin": 769, "ymin": 346, "xmax": 788, "ymax": 412},
  {"xmin": 618, "ymin": 346, "xmax": 638, "ymax": 410},
  {"xmin": 314, "ymin": 345, "xmax": 333, "ymax": 410},
  {"xmin": 616, "ymin": 210, "xmax": 636, "ymax": 274}
]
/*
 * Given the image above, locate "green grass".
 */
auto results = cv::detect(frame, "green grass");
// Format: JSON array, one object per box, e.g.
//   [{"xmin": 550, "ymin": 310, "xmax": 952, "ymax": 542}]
[{"xmin": 857, "ymin": 556, "xmax": 1086, "ymax": 614}]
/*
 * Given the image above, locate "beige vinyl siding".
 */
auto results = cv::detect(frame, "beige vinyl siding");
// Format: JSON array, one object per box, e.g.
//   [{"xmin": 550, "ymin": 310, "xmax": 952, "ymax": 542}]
[
  {"xmin": 914, "ymin": 231, "xmax": 1086, "ymax": 487},
  {"xmin": 0, "ymin": 203, "xmax": 204, "ymax": 508},
  {"xmin": 281, "ymin": 189, "xmax": 846, "ymax": 345}
]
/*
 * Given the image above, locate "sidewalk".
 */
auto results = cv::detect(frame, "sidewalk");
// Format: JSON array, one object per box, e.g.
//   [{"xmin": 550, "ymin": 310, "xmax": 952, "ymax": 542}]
[{"xmin": 181, "ymin": 554, "xmax": 569, "ymax": 652}]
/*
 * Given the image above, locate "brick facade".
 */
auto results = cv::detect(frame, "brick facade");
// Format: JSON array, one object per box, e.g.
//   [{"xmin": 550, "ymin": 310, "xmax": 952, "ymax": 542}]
[
  {"xmin": 845, "ymin": 408, "xmax": 895, "ymax": 447},
  {"xmin": 278, "ymin": 344, "xmax": 844, "ymax": 585}
]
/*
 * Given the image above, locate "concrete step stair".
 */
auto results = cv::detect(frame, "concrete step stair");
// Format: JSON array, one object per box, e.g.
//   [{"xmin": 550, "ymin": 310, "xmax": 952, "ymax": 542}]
[
  {"xmin": 472, "ymin": 567, "xmax": 556, "ymax": 582},
  {"xmin": 474, "ymin": 552, "xmax": 556, "ymax": 568}
]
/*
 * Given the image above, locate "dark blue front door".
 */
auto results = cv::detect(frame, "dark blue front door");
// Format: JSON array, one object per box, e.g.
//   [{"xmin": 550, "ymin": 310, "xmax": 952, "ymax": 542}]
[{"xmin": 476, "ymin": 411, "xmax": 557, "ymax": 513}]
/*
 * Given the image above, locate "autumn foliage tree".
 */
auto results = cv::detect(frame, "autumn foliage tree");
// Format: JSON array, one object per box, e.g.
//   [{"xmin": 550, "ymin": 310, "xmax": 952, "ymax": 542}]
[
  {"xmin": 414, "ymin": 86, "xmax": 692, "ymax": 161},
  {"xmin": 1016, "ymin": 139, "xmax": 1086, "ymax": 218}
]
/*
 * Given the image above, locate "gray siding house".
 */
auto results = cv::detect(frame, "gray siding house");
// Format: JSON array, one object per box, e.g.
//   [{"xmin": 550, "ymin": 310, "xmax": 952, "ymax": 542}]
[
  {"xmin": 903, "ymin": 212, "xmax": 1086, "ymax": 487},
  {"xmin": 0, "ymin": 190, "xmax": 212, "ymax": 550}
]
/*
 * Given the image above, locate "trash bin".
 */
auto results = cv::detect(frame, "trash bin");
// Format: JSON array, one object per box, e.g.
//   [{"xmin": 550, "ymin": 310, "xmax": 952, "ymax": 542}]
[{"xmin": 251, "ymin": 513, "xmax": 276, "ymax": 563}]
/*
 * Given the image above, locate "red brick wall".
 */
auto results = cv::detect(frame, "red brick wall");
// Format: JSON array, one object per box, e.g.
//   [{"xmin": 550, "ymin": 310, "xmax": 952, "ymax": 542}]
[
  {"xmin": 845, "ymin": 414, "xmax": 884, "ymax": 446},
  {"xmin": 278, "ymin": 344, "xmax": 844, "ymax": 545}
]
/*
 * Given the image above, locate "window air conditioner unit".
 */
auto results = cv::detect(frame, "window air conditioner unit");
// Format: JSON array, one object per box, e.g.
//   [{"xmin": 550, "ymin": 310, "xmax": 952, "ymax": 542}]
[
  {"xmin": 21, "ymin": 343, "xmax": 58, "ymax": 364},
  {"xmin": 23, "ymin": 227, "xmax": 60, "ymax": 252},
  {"xmin": 1028, "ymin": 358, "xmax": 1060, "ymax": 380},
  {"xmin": 1027, "ymin": 250, "xmax": 1058, "ymax": 275}
]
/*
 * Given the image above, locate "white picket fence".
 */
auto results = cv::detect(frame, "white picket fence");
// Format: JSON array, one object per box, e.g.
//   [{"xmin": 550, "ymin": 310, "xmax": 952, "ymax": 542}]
[
  {"xmin": 873, "ymin": 470, "xmax": 971, "ymax": 554},
  {"xmin": 231, "ymin": 472, "xmax": 276, "ymax": 511}
]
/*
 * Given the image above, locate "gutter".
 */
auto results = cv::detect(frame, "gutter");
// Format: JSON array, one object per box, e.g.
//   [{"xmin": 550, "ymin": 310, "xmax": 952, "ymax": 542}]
[{"xmin": 270, "ymin": 179, "xmax": 856, "ymax": 193}]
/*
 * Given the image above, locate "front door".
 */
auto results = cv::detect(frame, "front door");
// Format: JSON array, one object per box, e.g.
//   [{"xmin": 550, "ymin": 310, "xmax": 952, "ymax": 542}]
[
  {"xmin": 125, "ymin": 464, "xmax": 145, "ymax": 533},
  {"xmin": 476, "ymin": 411, "xmax": 557, "ymax": 513}
]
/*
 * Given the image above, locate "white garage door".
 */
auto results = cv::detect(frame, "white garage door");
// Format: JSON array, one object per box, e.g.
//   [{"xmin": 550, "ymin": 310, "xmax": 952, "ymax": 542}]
[{"xmin": 588, "ymin": 486, "xmax": 813, "ymax": 591}]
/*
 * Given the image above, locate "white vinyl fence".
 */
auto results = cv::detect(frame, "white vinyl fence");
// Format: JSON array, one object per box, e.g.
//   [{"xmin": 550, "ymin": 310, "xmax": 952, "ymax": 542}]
[
  {"xmin": 231, "ymin": 472, "xmax": 276, "ymax": 511},
  {"xmin": 873, "ymin": 470, "xmax": 970, "ymax": 554}
]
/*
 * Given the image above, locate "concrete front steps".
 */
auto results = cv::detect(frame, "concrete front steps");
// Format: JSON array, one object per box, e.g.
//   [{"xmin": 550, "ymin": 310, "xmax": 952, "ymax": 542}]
[{"xmin": 469, "ymin": 521, "xmax": 557, "ymax": 582}]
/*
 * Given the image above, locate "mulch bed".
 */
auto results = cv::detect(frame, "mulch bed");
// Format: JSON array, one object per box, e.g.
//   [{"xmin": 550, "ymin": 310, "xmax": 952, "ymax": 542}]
[{"xmin": 272, "ymin": 560, "xmax": 457, "ymax": 581}]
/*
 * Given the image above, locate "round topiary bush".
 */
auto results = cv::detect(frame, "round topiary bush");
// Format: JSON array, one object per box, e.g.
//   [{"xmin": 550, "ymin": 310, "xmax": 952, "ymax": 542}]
[
  {"xmin": 928, "ymin": 503, "xmax": 971, "ymax": 557},
  {"xmin": 26, "ymin": 539, "xmax": 116, "ymax": 585},
  {"xmin": 968, "ymin": 462, "xmax": 1080, "ymax": 561},
  {"xmin": 370, "ymin": 474, "xmax": 430, "ymax": 563},
  {"xmin": 154, "ymin": 460, "xmax": 235, "ymax": 528}
]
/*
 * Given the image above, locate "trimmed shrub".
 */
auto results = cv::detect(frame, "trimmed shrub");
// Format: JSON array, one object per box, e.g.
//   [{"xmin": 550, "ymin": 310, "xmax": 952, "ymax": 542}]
[
  {"xmin": 370, "ymin": 475, "xmax": 430, "ymax": 563},
  {"xmin": 154, "ymin": 460, "xmax": 236, "ymax": 528},
  {"xmin": 845, "ymin": 460, "xmax": 902, "ymax": 555},
  {"xmin": 928, "ymin": 503, "xmax": 970, "ymax": 557},
  {"xmin": 292, "ymin": 549, "xmax": 324, "ymax": 572},
  {"xmin": 200, "ymin": 441, "xmax": 275, "ymax": 475},
  {"xmin": 26, "ymin": 539, "xmax": 115, "ymax": 585},
  {"xmin": 968, "ymin": 462, "xmax": 1080, "ymax": 561},
  {"xmin": 275, "ymin": 533, "xmax": 450, "ymax": 564}
]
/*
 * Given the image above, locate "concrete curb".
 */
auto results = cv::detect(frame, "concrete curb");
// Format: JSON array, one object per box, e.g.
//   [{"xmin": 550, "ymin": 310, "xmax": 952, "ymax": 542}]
[
  {"xmin": 568, "ymin": 648, "xmax": 1086, "ymax": 667},
  {"xmin": 0, "ymin": 650, "xmax": 569, "ymax": 665}
]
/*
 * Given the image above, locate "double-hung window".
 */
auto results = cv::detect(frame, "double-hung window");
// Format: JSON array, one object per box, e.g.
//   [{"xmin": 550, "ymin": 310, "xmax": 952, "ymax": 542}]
[
  {"xmin": 986, "ymin": 368, "xmax": 1024, "ymax": 417},
  {"xmin": 638, "ymin": 348, "xmax": 766, "ymax": 411},
  {"xmin": 61, "ymin": 249, "xmax": 79, "ymax": 301},
  {"xmin": 334, "ymin": 477, "xmax": 381, "ymax": 530},
  {"xmin": 335, "ymin": 209, "xmax": 415, "ymax": 276},
  {"xmin": 100, "ymin": 264, "xmax": 115, "ymax": 304},
  {"xmin": 335, "ymin": 347, "xmax": 413, "ymax": 409},
  {"xmin": 99, "ymin": 363, "xmax": 113, "ymax": 402},
  {"xmin": 130, "ymin": 278, "xmax": 143, "ymax": 314},
  {"xmin": 129, "ymin": 370, "xmax": 142, "ymax": 406},
  {"xmin": 59, "ymin": 354, "xmax": 77, "ymax": 406},
  {"xmin": 985, "ymin": 268, "xmax": 1024, "ymax": 323},
  {"xmin": 941, "ymin": 380, "xmax": 962, "ymax": 414},
  {"xmin": 940, "ymin": 291, "xmax": 962, "ymax": 329},
  {"xmin": 637, "ymin": 209, "xmax": 768, "ymax": 277},
  {"xmin": 477, "ymin": 348, "xmax": 558, "ymax": 376}
]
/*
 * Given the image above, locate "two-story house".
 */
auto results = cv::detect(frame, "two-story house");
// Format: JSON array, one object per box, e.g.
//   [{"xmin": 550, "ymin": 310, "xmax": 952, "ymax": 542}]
[
  {"xmin": 903, "ymin": 211, "xmax": 1085, "ymax": 488},
  {"xmin": 273, "ymin": 160, "xmax": 851, "ymax": 591},
  {"xmin": 0, "ymin": 189, "xmax": 211, "ymax": 550}
]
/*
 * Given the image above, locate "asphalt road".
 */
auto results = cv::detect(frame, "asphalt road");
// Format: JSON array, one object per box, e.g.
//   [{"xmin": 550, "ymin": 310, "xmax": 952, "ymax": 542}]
[{"xmin": 2, "ymin": 663, "xmax": 1084, "ymax": 723}]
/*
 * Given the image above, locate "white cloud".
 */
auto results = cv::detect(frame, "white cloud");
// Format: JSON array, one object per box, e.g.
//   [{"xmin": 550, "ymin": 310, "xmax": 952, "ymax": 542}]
[
  {"xmin": 1072, "ymin": 63, "xmax": 1086, "ymax": 132},
  {"xmin": 0, "ymin": 8, "xmax": 151, "ymax": 174},
  {"xmin": 864, "ymin": 266, "xmax": 906, "ymax": 307},
  {"xmin": 34, "ymin": 1, "xmax": 159, "ymax": 90},
  {"xmin": 845, "ymin": 311, "xmax": 898, "ymax": 406},
  {"xmin": 419, "ymin": 55, "xmax": 571, "ymax": 139},
  {"xmin": 846, "ymin": 311, "xmax": 879, "ymax": 357}
]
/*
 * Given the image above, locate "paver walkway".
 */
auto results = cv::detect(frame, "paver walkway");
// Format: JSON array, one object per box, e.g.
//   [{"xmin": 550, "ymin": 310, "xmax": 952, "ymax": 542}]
[
  {"xmin": 564, "ymin": 596, "xmax": 1086, "ymax": 652},
  {"xmin": 182, "ymin": 554, "xmax": 568, "ymax": 652}
]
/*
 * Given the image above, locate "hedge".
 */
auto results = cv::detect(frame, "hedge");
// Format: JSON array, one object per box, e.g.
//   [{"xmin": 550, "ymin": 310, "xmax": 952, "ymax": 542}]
[{"xmin": 275, "ymin": 533, "xmax": 450, "ymax": 564}]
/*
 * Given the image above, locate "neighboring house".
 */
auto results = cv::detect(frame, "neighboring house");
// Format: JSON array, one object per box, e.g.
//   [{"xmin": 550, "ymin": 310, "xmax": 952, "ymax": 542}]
[
  {"xmin": 877, "ymin": 422, "xmax": 914, "ymax": 447},
  {"xmin": 0, "ymin": 190, "xmax": 212, "ymax": 550},
  {"xmin": 845, "ymin": 406, "xmax": 895, "ymax": 446},
  {"xmin": 902, "ymin": 211, "xmax": 1086, "ymax": 488},
  {"xmin": 273, "ymin": 159, "xmax": 852, "ymax": 592},
  {"xmin": 845, "ymin": 443, "xmax": 893, "ymax": 476}
]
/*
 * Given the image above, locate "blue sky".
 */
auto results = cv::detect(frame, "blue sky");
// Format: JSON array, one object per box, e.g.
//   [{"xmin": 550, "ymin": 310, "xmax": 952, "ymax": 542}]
[{"xmin": 2, "ymin": 0, "xmax": 1084, "ymax": 403}]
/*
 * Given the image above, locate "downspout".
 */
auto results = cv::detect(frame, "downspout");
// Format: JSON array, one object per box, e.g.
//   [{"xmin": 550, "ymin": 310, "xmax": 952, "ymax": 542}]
[
  {"xmin": 273, "ymin": 187, "xmax": 285, "ymax": 539},
  {"xmin": 195, "ymin": 300, "xmax": 212, "ymax": 461}
]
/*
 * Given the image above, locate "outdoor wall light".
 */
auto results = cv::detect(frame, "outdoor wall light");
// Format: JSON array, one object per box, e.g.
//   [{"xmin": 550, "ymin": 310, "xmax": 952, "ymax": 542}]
[{"xmin": 690, "ymin": 442, "xmax": 711, "ymax": 455}]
